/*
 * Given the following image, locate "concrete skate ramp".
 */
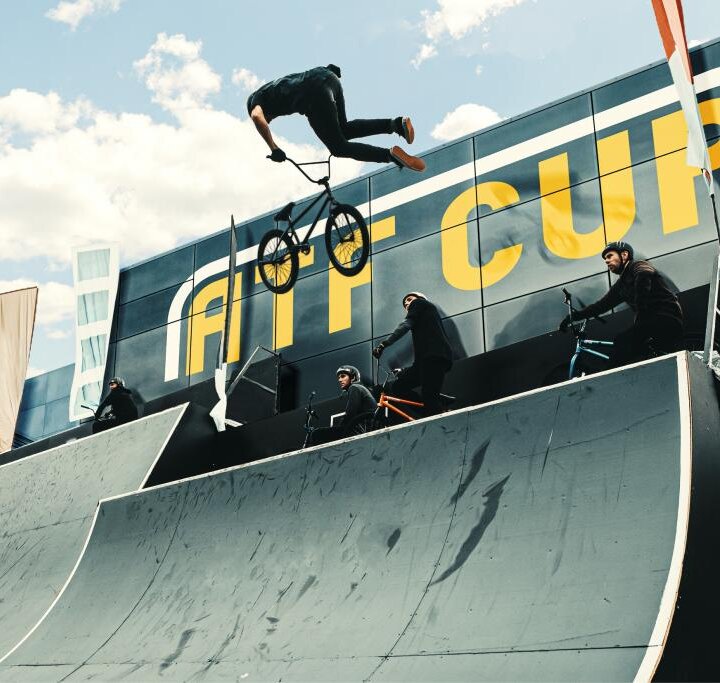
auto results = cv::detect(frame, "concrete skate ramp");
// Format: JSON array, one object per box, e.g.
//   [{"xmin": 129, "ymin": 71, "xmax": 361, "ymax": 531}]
[
  {"xmin": 0, "ymin": 355, "xmax": 701, "ymax": 681},
  {"xmin": 0, "ymin": 405, "xmax": 186, "ymax": 662}
]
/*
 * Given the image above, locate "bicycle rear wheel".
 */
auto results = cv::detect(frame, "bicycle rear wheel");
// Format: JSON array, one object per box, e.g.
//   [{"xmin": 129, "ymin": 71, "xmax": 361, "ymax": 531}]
[
  {"xmin": 257, "ymin": 229, "xmax": 298, "ymax": 294},
  {"xmin": 325, "ymin": 204, "xmax": 369, "ymax": 276}
]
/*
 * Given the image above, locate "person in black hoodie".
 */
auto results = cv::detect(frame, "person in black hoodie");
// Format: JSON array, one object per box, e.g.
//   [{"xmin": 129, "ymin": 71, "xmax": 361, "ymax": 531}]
[
  {"xmin": 92, "ymin": 377, "xmax": 138, "ymax": 434},
  {"xmin": 247, "ymin": 64, "xmax": 425, "ymax": 171},
  {"xmin": 307, "ymin": 365, "xmax": 377, "ymax": 446},
  {"xmin": 373, "ymin": 292, "xmax": 453, "ymax": 416},
  {"xmin": 559, "ymin": 241, "xmax": 683, "ymax": 366}
]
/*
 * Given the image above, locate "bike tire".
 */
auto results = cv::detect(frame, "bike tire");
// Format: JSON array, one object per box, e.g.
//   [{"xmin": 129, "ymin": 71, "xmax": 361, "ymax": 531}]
[
  {"xmin": 257, "ymin": 228, "xmax": 298, "ymax": 294},
  {"xmin": 324, "ymin": 204, "xmax": 369, "ymax": 277}
]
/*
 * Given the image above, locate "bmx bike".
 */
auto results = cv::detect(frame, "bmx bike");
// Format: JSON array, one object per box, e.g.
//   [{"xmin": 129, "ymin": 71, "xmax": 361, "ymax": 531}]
[
  {"xmin": 257, "ymin": 156, "xmax": 369, "ymax": 294},
  {"xmin": 562, "ymin": 288, "xmax": 613, "ymax": 379},
  {"xmin": 371, "ymin": 363, "xmax": 455, "ymax": 427}
]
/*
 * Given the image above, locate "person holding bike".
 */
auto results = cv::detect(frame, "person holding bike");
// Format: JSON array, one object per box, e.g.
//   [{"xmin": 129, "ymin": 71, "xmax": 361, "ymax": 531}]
[
  {"xmin": 307, "ymin": 365, "xmax": 377, "ymax": 446},
  {"xmin": 558, "ymin": 241, "xmax": 683, "ymax": 366},
  {"xmin": 247, "ymin": 64, "xmax": 426, "ymax": 172},
  {"xmin": 92, "ymin": 377, "xmax": 138, "ymax": 434},
  {"xmin": 373, "ymin": 292, "xmax": 453, "ymax": 416}
]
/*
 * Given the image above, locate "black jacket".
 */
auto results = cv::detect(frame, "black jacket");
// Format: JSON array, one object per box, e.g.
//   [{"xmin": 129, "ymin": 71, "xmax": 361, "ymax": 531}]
[
  {"xmin": 575, "ymin": 260, "xmax": 682, "ymax": 324},
  {"xmin": 95, "ymin": 386, "xmax": 138, "ymax": 423},
  {"xmin": 340, "ymin": 383, "xmax": 377, "ymax": 427},
  {"xmin": 382, "ymin": 298, "xmax": 453, "ymax": 366},
  {"xmin": 246, "ymin": 66, "xmax": 335, "ymax": 119}
]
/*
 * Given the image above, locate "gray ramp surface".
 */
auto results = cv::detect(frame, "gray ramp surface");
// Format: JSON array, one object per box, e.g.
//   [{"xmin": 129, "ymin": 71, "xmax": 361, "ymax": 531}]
[
  {"xmin": 0, "ymin": 356, "xmax": 690, "ymax": 681},
  {"xmin": 0, "ymin": 405, "xmax": 186, "ymax": 661}
]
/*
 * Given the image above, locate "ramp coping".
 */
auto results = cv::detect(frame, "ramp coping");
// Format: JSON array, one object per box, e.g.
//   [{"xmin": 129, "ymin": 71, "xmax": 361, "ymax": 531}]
[
  {"xmin": 116, "ymin": 352, "xmax": 694, "ymax": 501},
  {"xmin": 0, "ymin": 403, "xmax": 189, "ymax": 473}
]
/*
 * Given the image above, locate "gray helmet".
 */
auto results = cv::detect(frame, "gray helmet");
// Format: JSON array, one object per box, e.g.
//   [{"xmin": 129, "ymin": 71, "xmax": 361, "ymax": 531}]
[
  {"xmin": 109, "ymin": 377, "xmax": 125, "ymax": 388},
  {"xmin": 601, "ymin": 241, "xmax": 634, "ymax": 260},
  {"xmin": 402, "ymin": 291, "xmax": 427, "ymax": 306},
  {"xmin": 336, "ymin": 365, "xmax": 360, "ymax": 383}
]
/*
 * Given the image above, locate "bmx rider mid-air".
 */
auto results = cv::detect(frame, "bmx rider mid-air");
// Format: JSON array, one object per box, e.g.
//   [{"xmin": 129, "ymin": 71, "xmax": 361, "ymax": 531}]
[{"xmin": 247, "ymin": 64, "xmax": 426, "ymax": 172}]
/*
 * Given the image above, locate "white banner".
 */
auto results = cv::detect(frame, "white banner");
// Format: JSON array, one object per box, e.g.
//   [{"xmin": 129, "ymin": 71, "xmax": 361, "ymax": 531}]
[{"xmin": 68, "ymin": 244, "xmax": 120, "ymax": 422}]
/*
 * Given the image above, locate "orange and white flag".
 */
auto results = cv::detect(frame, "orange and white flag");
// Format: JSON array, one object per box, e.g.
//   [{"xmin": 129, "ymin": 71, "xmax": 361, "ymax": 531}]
[{"xmin": 651, "ymin": 0, "xmax": 713, "ymax": 195}]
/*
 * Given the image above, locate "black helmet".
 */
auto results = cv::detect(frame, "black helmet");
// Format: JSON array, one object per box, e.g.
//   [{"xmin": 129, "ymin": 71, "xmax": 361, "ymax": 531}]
[
  {"xmin": 109, "ymin": 377, "xmax": 125, "ymax": 388},
  {"xmin": 326, "ymin": 64, "xmax": 342, "ymax": 78},
  {"xmin": 402, "ymin": 291, "xmax": 427, "ymax": 306},
  {"xmin": 601, "ymin": 241, "xmax": 634, "ymax": 260},
  {"xmin": 336, "ymin": 365, "xmax": 360, "ymax": 383}
]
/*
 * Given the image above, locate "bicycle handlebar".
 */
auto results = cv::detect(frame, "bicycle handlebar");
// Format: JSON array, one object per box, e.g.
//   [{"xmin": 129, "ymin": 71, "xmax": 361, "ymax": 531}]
[{"xmin": 267, "ymin": 154, "xmax": 332, "ymax": 185}]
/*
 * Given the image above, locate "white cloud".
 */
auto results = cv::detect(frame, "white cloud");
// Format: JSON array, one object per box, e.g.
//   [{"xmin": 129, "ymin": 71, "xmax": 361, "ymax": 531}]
[
  {"xmin": 413, "ymin": 0, "xmax": 527, "ymax": 66},
  {"xmin": 475, "ymin": 65, "xmax": 483, "ymax": 76},
  {"xmin": 0, "ymin": 280, "xmax": 75, "ymax": 326},
  {"xmin": 231, "ymin": 68, "xmax": 265, "ymax": 92},
  {"xmin": 134, "ymin": 33, "xmax": 223, "ymax": 112},
  {"xmin": 46, "ymin": 0, "xmax": 124, "ymax": 31},
  {"xmin": 688, "ymin": 38, "xmax": 708, "ymax": 48},
  {"xmin": 47, "ymin": 328, "xmax": 72, "ymax": 339},
  {"xmin": 431, "ymin": 103, "xmax": 503, "ymax": 141},
  {"xmin": 0, "ymin": 34, "xmax": 364, "ymax": 271}
]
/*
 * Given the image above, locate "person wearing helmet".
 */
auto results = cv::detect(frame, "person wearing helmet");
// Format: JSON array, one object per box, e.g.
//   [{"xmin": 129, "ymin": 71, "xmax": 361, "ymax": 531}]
[
  {"xmin": 372, "ymin": 292, "xmax": 453, "ymax": 416},
  {"xmin": 247, "ymin": 64, "xmax": 425, "ymax": 171},
  {"xmin": 307, "ymin": 365, "xmax": 377, "ymax": 446},
  {"xmin": 558, "ymin": 241, "xmax": 683, "ymax": 366},
  {"xmin": 92, "ymin": 377, "xmax": 139, "ymax": 434}
]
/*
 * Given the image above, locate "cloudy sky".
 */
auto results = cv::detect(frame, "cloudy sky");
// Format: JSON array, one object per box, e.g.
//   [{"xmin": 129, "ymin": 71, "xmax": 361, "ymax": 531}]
[{"xmin": 2, "ymin": 0, "xmax": 720, "ymax": 376}]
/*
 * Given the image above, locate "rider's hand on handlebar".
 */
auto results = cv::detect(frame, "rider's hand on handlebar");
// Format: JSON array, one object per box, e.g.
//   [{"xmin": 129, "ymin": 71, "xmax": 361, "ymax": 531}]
[
  {"xmin": 558, "ymin": 314, "xmax": 572, "ymax": 333},
  {"xmin": 268, "ymin": 148, "xmax": 287, "ymax": 163},
  {"xmin": 372, "ymin": 343, "xmax": 386, "ymax": 358}
]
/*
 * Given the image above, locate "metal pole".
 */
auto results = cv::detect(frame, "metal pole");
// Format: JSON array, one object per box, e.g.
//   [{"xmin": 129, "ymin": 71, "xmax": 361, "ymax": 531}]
[{"xmin": 702, "ymin": 191, "xmax": 720, "ymax": 365}]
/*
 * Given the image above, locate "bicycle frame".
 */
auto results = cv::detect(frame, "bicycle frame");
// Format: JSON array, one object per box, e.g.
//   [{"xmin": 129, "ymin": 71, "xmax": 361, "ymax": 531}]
[
  {"xmin": 278, "ymin": 158, "xmax": 337, "ymax": 249},
  {"xmin": 563, "ymin": 288, "xmax": 613, "ymax": 379},
  {"xmin": 374, "ymin": 363, "xmax": 425, "ymax": 422},
  {"xmin": 568, "ymin": 319, "xmax": 613, "ymax": 379}
]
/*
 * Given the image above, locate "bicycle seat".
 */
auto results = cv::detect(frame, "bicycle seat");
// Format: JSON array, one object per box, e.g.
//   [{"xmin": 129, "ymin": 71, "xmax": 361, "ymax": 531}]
[{"xmin": 274, "ymin": 202, "xmax": 295, "ymax": 222}]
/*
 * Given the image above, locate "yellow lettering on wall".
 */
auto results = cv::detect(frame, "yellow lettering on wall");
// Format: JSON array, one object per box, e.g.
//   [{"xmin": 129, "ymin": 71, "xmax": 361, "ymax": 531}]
[
  {"xmin": 652, "ymin": 99, "xmax": 720, "ymax": 233},
  {"xmin": 440, "ymin": 183, "xmax": 522, "ymax": 290},
  {"xmin": 653, "ymin": 111, "xmax": 700, "ymax": 233},
  {"xmin": 328, "ymin": 216, "xmax": 395, "ymax": 333},
  {"xmin": 540, "ymin": 136, "xmax": 634, "ymax": 259},
  {"xmin": 186, "ymin": 277, "xmax": 241, "ymax": 376},
  {"xmin": 255, "ymin": 248, "xmax": 314, "ymax": 350}
]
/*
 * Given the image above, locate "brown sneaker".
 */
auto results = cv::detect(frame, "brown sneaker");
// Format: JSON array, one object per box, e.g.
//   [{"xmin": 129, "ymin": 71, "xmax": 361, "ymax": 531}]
[
  {"xmin": 390, "ymin": 146, "xmax": 426, "ymax": 172},
  {"xmin": 401, "ymin": 116, "xmax": 415, "ymax": 144}
]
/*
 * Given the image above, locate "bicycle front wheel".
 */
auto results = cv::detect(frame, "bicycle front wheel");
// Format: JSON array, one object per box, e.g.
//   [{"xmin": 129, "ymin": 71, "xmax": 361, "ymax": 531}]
[
  {"xmin": 325, "ymin": 204, "xmax": 369, "ymax": 276},
  {"xmin": 257, "ymin": 229, "xmax": 299, "ymax": 294}
]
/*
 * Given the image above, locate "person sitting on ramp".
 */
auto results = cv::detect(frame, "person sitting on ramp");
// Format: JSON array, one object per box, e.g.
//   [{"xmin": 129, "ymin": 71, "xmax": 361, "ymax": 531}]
[
  {"xmin": 373, "ymin": 292, "xmax": 453, "ymax": 417},
  {"xmin": 558, "ymin": 241, "xmax": 683, "ymax": 366},
  {"xmin": 247, "ymin": 64, "xmax": 426, "ymax": 172},
  {"xmin": 308, "ymin": 365, "xmax": 377, "ymax": 446},
  {"xmin": 92, "ymin": 377, "xmax": 139, "ymax": 434}
]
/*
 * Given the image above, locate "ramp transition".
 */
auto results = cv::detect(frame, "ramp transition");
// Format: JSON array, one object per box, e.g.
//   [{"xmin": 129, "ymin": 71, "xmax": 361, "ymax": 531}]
[
  {"xmin": 0, "ymin": 405, "xmax": 186, "ymax": 662},
  {"xmin": 1, "ymin": 354, "xmax": 716, "ymax": 681}
]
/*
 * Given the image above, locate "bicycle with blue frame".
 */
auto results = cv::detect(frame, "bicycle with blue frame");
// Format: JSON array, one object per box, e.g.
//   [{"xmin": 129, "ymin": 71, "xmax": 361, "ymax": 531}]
[
  {"xmin": 257, "ymin": 156, "xmax": 370, "ymax": 294},
  {"xmin": 562, "ymin": 288, "xmax": 613, "ymax": 379}
]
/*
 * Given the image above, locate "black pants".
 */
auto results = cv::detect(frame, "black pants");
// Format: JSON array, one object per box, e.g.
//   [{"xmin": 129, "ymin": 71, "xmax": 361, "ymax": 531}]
[
  {"xmin": 610, "ymin": 316, "xmax": 683, "ymax": 367},
  {"xmin": 92, "ymin": 417, "xmax": 120, "ymax": 434},
  {"xmin": 392, "ymin": 357, "xmax": 450, "ymax": 417},
  {"xmin": 307, "ymin": 76, "xmax": 394, "ymax": 164}
]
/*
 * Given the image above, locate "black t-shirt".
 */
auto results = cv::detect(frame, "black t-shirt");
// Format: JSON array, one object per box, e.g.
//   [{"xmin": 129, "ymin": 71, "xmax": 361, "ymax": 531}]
[{"xmin": 246, "ymin": 66, "xmax": 334, "ymax": 119}]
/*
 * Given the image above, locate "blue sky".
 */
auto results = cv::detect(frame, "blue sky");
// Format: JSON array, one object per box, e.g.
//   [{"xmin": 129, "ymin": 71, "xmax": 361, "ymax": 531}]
[{"xmin": 1, "ymin": 0, "xmax": 719, "ymax": 375}]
